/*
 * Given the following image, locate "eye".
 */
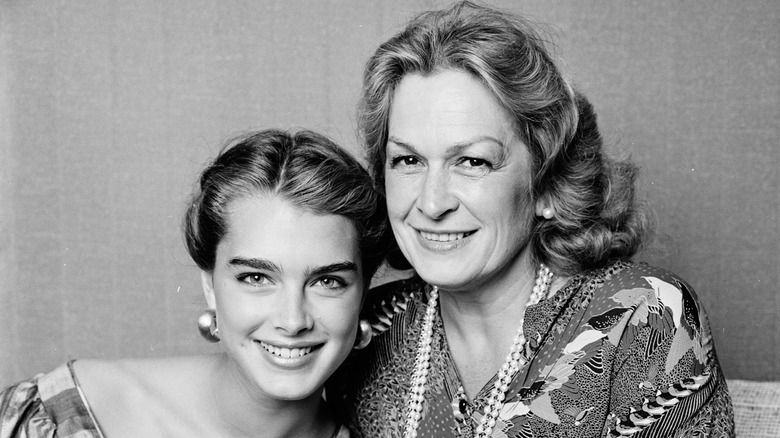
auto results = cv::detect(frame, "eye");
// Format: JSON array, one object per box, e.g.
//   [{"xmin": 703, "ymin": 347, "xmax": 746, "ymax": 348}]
[
  {"xmin": 238, "ymin": 273, "xmax": 272, "ymax": 286},
  {"xmin": 389, "ymin": 155, "xmax": 422, "ymax": 167},
  {"xmin": 312, "ymin": 276, "xmax": 348, "ymax": 290},
  {"xmin": 459, "ymin": 157, "xmax": 492, "ymax": 168},
  {"xmin": 455, "ymin": 157, "xmax": 494, "ymax": 176},
  {"xmin": 388, "ymin": 154, "xmax": 424, "ymax": 176}
]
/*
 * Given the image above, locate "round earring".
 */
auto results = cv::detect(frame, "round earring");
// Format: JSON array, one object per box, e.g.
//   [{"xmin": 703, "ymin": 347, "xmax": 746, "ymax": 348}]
[
  {"xmin": 354, "ymin": 319, "xmax": 372, "ymax": 350},
  {"xmin": 197, "ymin": 309, "xmax": 220, "ymax": 343},
  {"xmin": 542, "ymin": 207, "xmax": 554, "ymax": 220}
]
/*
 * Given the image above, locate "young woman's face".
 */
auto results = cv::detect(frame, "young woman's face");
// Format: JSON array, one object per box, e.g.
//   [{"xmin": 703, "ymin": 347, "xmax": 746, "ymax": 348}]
[
  {"xmin": 385, "ymin": 69, "xmax": 539, "ymax": 293},
  {"xmin": 202, "ymin": 195, "xmax": 363, "ymax": 402}
]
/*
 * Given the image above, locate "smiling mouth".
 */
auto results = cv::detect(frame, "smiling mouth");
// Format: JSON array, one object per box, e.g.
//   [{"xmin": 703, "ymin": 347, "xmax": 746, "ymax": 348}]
[
  {"xmin": 258, "ymin": 341, "xmax": 319, "ymax": 359},
  {"xmin": 419, "ymin": 231, "xmax": 475, "ymax": 242}
]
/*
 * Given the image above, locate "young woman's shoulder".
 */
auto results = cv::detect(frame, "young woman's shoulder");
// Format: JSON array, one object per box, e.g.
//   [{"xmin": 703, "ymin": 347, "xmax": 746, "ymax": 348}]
[
  {"xmin": 75, "ymin": 355, "xmax": 214, "ymax": 394},
  {"xmin": 75, "ymin": 357, "xmax": 172, "ymax": 406},
  {"xmin": 74, "ymin": 355, "xmax": 218, "ymax": 437}
]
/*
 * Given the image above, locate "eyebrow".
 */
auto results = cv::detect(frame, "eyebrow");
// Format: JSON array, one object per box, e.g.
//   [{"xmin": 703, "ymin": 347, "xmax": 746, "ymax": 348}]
[
  {"xmin": 227, "ymin": 257, "xmax": 280, "ymax": 271},
  {"xmin": 387, "ymin": 135, "xmax": 506, "ymax": 155},
  {"xmin": 307, "ymin": 262, "xmax": 359, "ymax": 277},
  {"xmin": 227, "ymin": 257, "xmax": 358, "ymax": 276}
]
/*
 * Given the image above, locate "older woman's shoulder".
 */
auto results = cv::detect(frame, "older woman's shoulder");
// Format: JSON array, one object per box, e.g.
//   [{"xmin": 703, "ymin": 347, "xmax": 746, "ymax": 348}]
[
  {"xmin": 603, "ymin": 260, "xmax": 689, "ymax": 280},
  {"xmin": 592, "ymin": 261, "xmax": 702, "ymax": 302},
  {"xmin": 581, "ymin": 261, "xmax": 712, "ymax": 338},
  {"xmin": 581, "ymin": 262, "xmax": 732, "ymax": 437}
]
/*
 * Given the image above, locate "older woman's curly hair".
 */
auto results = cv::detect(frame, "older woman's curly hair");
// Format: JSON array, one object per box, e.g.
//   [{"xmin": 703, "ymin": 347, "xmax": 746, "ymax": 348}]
[{"xmin": 358, "ymin": 1, "xmax": 647, "ymax": 275}]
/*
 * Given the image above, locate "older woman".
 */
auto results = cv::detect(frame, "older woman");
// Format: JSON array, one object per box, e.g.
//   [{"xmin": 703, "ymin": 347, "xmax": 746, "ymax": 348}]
[
  {"xmin": 330, "ymin": 2, "xmax": 734, "ymax": 437},
  {"xmin": 0, "ymin": 129, "xmax": 388, "ymax": 438}
]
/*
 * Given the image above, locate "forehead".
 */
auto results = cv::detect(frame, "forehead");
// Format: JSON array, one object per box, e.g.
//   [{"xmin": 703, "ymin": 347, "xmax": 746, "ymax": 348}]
[
  {"xmin": 218, "ymin": 195, "xmax": 360, "ymax": 266},
  {"xmin": 388, "ymin": 70, "xmax": 517, "ymax": 143}
]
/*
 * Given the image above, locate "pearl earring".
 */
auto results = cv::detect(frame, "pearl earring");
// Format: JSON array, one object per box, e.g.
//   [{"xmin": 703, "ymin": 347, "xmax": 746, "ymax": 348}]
[
  {"xmin": 542, "ymin": 207, "xmax": 554, "ymax": 219},
  {"xmin": 354, "ymin": 320, "xmax": 373, "ymax": 350},
  {"xmin": 197, "ymin": 309, "xmax": 220, "ymax": 342}
]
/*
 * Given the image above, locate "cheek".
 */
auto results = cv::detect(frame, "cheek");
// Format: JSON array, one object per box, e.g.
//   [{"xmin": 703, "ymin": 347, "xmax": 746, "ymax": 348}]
[
  {"xmin": 215, "ymin": 292, "xmax": 261, "ymax": 331},
  {"xmin": 491, "ymin": 179, "xmax": 532, "ymax": 214},
  {"xmin": 385, "ymin": 174, "xmax": 415, "ymax": 215},
  {"xmin": 314, "ymin": 294, "xmax": 362, "ymax": 334},
  {"xmin": 317, "ymin": 309, "xmax": 359, "ymax": 354},
  {"xmin": 498, "ymin": 191, "xmax": 535, "ymax": 240}
]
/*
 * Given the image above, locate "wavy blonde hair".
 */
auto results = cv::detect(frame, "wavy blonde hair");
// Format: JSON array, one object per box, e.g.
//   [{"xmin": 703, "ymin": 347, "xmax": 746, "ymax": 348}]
[{"xmin": 358, "ymin": 1, "xmax": 647, "ymax": 275}]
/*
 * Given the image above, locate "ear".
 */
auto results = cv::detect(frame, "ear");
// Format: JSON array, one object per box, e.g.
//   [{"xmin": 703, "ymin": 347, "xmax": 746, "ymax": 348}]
[{"xmin": 200, "ymin": 270, "xmax": 217, "ymax": 309}]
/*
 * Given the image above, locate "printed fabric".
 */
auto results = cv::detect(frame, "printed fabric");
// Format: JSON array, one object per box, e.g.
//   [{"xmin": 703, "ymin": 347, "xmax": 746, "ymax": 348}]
[
  {"xmin": 0, "ymin": 361, "xmax": 101, "ymax": 438},
  {"xmin": 330, "ymin": 261, "xmax": 734, "ymax": 437}
]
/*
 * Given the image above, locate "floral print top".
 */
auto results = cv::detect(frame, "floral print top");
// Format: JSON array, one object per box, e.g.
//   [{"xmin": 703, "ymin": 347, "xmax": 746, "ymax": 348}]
[{"xmin": 330, "ymin": 261, "xmax": 734, "ymax": 437}]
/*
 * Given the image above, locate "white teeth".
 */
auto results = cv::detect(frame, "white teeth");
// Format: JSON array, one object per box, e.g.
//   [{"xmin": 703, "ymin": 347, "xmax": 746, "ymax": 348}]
[
  {"xmin": 420, "ymin": 231, "xmax": 468, "ymax": 242},
  {"xmin": 260, "ymin": 342, "xmax": 313, "ymax": 358}
]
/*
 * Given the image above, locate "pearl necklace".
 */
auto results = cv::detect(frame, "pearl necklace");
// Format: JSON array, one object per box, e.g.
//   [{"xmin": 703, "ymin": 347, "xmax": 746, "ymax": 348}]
[{"xmin": 403, "ymin": 264, "xmax": 554, "ymax": 438}]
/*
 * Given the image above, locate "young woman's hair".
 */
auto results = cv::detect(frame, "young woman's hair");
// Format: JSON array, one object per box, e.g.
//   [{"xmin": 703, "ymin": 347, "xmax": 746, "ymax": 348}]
[
  {"xmin": 183, "ymin": 129, "xmax": 389, "ymax": 284},
  {"xmin": 358, "ymin": 1, "xmax": 647, "ymax": 274}
]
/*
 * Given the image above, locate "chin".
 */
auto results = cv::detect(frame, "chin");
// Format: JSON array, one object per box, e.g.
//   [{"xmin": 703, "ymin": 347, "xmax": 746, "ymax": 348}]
[
  {"xmin": 269, "ymin": 387, "xmax": 319, "ymax": 401},
  {"xmin": 413, "ymin": 262, "xmax": 474, "ymax": 290},
  {"xmin": 260, "ymin": 376, "xmax": 322, "ymax": 401}
]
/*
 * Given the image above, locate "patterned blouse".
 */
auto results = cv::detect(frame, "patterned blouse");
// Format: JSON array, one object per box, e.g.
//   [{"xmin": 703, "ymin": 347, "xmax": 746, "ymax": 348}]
[
  {"xmin": 0, "ymin": 361, "xmax": 103, "ymax": 438},
  {"xmin": 330, "ymin": 261, "xmax": 734, "ymax": 437}
]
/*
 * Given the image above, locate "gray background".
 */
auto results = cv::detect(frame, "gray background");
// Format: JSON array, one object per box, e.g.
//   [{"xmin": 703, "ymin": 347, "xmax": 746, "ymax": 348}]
[{"xmin": 1, "ymin": 0, "xmax": 778, "ymax": 385}]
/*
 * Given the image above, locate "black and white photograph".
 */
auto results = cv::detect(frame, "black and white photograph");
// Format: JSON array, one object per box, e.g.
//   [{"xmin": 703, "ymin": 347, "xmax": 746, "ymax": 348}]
[{"xmin": 1, "ymin": 1, "xmax": 777, "ymax": 437}]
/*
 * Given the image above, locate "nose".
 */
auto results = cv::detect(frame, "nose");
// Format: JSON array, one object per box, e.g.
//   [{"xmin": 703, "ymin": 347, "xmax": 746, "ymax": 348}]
[
  {"xmin": 274, "ymin": 289, "xmax": 313, "ymax": 335},
  {"xmin": 416, "ymin": 168, "xmax": 458, "ymax": 219}
]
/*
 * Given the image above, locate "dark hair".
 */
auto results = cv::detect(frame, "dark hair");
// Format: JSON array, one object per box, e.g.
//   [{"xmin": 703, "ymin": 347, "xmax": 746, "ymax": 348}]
[
  {"xmin": 358, "ymin": 1, "xmax": 647, "ymax": 275},
  {"xmin": 183, "ymin": 129, "xmax": 389, "ymax": 284}
]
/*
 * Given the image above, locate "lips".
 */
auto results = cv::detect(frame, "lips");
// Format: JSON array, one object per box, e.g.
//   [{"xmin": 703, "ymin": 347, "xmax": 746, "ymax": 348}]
[
  {"xmin": 419, "ymin": 230, "xmax": 475, "ymax": 242},
  {"xmin": 258, "ymin": 341, "xmax": 318, "ymax": 359}
]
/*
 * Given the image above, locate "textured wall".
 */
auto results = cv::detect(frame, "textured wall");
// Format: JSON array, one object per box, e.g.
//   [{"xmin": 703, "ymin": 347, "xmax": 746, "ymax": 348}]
[{"xmin": 1, "ymin": 0, "xmax": 777, "ymax": 385}]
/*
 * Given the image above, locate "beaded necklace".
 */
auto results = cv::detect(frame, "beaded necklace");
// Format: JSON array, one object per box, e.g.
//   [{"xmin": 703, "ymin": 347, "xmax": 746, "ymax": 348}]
[{"xmin": 402, "ymin": 264, "xmax": 554, "ymax": 438}]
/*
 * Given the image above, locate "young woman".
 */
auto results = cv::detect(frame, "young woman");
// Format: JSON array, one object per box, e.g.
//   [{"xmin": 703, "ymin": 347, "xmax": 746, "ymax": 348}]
[{"xmin": 0, "ymin": 129, "xmax": 388, "ymax": 438}]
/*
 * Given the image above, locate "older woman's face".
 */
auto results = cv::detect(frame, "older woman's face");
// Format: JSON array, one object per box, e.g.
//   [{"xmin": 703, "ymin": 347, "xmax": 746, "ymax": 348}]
[{"xmin": 385, "ymin": 70, "xmax": 539, "ymax": 292}]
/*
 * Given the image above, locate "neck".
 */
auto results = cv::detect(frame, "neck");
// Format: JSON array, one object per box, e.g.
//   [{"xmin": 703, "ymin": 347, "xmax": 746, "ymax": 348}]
[
  {"xmin": 436, "ymin": 254, "xmax": 539, "ymax": 398},
  {"xmin": 208, "ymin": 354, "xmax": 334, "ymax": 438},
  {"xmin": 438, "ymin": 253, "xmax": 536, "ymax": 335}
]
